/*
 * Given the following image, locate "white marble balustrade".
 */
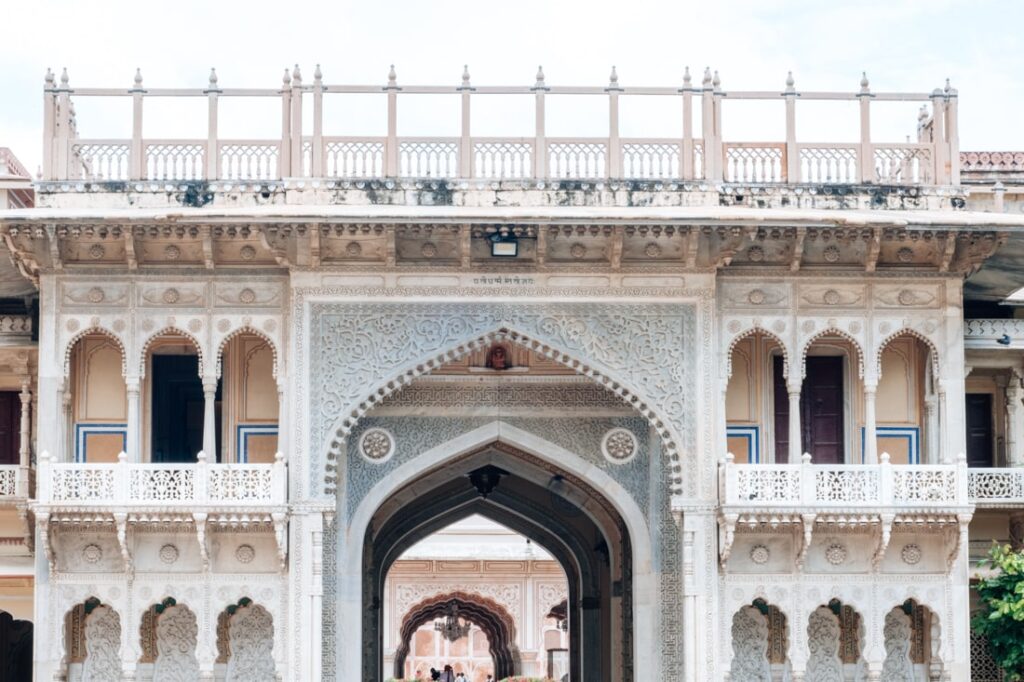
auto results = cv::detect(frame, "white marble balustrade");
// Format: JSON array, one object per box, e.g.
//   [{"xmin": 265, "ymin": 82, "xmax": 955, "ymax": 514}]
[{"xmin": 0, "ymin": 464, "xmax": 33, "ymax": 499}]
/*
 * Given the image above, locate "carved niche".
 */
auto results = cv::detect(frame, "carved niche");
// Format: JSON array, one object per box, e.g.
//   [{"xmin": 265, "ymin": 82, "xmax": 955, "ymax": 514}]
[
  {"xmin": 81, "ymin": 604, "xmax": 121, "ymax": 682},
  {"xmin": 806, "ymin": 606, "xmax": 843, "ymax": 681},
  {"xmin": 225, "ymin": 604, "xmax": 276, "ymax": 682},
  {"xmin": 730, "ymin": 605, "xmax": 771, "ymax": 682},
  {"xmin": 153, "ymin": 604, "xmax": 200, "ymax": 681},
  {"xmin": 881, "ymin": 607, "xmax": 914, "ymax": 681}
]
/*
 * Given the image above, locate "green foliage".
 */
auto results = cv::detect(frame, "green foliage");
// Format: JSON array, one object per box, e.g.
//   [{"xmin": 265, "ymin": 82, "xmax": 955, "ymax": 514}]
[{"xmin": 973, "ymin": 543, "xmax": 1024, "ymax": 680}]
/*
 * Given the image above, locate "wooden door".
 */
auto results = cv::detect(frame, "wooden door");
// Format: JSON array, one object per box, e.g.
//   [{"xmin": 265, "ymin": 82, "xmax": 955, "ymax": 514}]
[
  {"xmin": 802, "ymin": 356, "xmax": 845, "ymax": 464},
  {"xmin": 0, "ymin": 392, "xmax": 20, "ymax": 465},
  {"xmin": 965, "ymin": 393, "xmax": 994, "ymax": 468},
  {"xmin": 773, "ymin": 355, "xmax": 790, "ymax": 463},
  {"xmin": 151, "ymin": 355, "xmax": 205, "ymax": 463}
]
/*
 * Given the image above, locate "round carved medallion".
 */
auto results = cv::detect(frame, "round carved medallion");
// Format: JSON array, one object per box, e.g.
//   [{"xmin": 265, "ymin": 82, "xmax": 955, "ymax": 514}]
[
  {"xmin": 187, "ymin": 319, "xmax": 202, "ymax": 333},
  {"xmin": 66, "ymin": 318, "xmax": 80, "ymax": 333},
  {"xmin": 421, "ymin": 242, "xmax": 438, "ymax": 258},
  {"xmin": 359, "ymin": 428, "xmax": 396, "ymax": 462},
  {"xmin": 162, "ymin": 288, "xmax": 180, "ymax": 304},
  {"xmin": 823, "ymin": 245, "xmax": 841, "ymax": 263},
  {"xmin": 897, "ymin": 246, "xmax": 914, "ymax": 263},
  {"xmin": 569, "ymin": 243, "xmax": 587, "ymax": 259},
  {"xmin": 239, "ymin": 245, "xmax": 257, "ymax": 261},
  {"xmin": 87, "ymin": 287, "xmax": 105, "ymax": 303},
  {"xmin": 747, "ymin": 289, "xmax": 767, "ymax": 305},
  {"xmin": 159, "ymin": 544, "xmax": 179, "ymax": 565},
  {"xmin": 897, "ymin": 289, "xmax": 918, "ymax": 306},
  {"xmin": 823, "ymin": 289, "xmax": 841, "ymax": 306},
  {"xmin": 81, "ymin": 543, "xmax": 103, "ymax": 564},
  {"xmin": 601, "ymin": 428, "xmax": 639, "ymax": 464},
  {"xmin": 217, "ymin": 319, "xmax": 231, "ymax": 333},
  {"xmin": 235, "ymin": 544, "xmax": 256, "ymax": 564},
  {"xmin": 726, "ymin": 320, "xmax": 743, "ymax": 334},
  {"xmin": 848, "ymin": 321, "xmax": 862, "ymax": 334},
  {"xmin": 901, "ymin": 543, "xmax": 922, "ymax": 565},
  {"xmin": 141, "ymin": 318, "xmax": 155, "ymax": 332},
  {"xmin": 163, "ymin": 244, "xmax": 181, "ymax": 261},
  {"xmin": 749, "ymin": 544, "xmax": 770, "ymax": 565},
  {"xmin": 772, "ymin": 320, "xmax": 786, "ymax": 334},
  {"xmin": 239, "ymin": 288, "xmax": 257, "ymax": 304},
  {"xmin": 644, "ymin": 242, "xmax": 662, "ymax": 258},
  {"xmin": 112, "ymin": 319, "xmax": 127, "ymax": 333},
  {"xmin": 747, "ymin": 245, "xmax": 765, "ymax": 262},
  {"xmin": 88, "ymin": 244, "xmax": 106, "ymax": 260},
  {"xmin": 801, "ymin": 320, "xmax": 816, "ymax": 334},
  {"xmin": 824, "ymin": 542, "xmax": 848, "ymax": 566},
  {"xmin": 345, "ymin": 241, "xmax": 362, "ymax": 258},
  {"xmin": 263, "ymin": 319, "xmax": 277, "ymax": 333}
]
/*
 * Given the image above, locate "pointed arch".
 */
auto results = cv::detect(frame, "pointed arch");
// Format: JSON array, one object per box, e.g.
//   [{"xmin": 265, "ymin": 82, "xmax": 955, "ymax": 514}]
[
  {"xmin": 799, "ymin": 327, "xmax": 865, "ymax": 380},
  {"xmin": 875, "ymin": 327, "xmax": 941, "ymax": 380},
  {"xmin": 215, "ymin": 326, "xmax": 279, "ymax": 380},
  {"xmin": 321, "ymin": 327, "xmax": 687, "ymax": 499},
  {"xmin": 63, "ymin": 327, "xmax": 127, "ymax": 378},
  {"xmin": 726, "ymin": 325, "xmax": 792, "ymax": 380},
  {"xmin": 138, "ymin": 327, "xmax": 206, "ymax": 378}
]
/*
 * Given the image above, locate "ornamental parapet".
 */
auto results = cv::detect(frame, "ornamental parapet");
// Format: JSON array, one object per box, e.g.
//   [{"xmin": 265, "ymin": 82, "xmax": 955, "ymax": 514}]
[
  {"xmin": 964, "ymin": 318, "xmax": 1024, "ymax": 349},
  {"xmin": 39, "ymin": 66, "xmax": 960, "ymax": 187},
  {"xmin": 32, "ymin": 451, "xmax": 288, "ymax": 573},
  {"xmin": 0, "ymin": 464, "xmax": 33, "ymax": 501}
]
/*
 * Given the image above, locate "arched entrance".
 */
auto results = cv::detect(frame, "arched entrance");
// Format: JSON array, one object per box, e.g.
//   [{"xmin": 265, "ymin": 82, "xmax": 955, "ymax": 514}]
[
  {"xmin": 361, "ymin": 439, "xmax": 634, "ymax": 682},
  {"xmin": 394, "ymin": 592, "xmax": 520, "ymax": 679}
]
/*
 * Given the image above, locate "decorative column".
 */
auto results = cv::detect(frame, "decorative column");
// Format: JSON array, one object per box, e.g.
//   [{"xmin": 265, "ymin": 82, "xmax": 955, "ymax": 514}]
[
  {"xmin": 202, "ymin": 378, "xmax": 217, "ymax": 460},
  {"xmin": 1006, "ymin": 374, "xmax": 1024, "ymax": 467},
  {"xmin": 276, "ymin": 380, "xmax": 287, "ymax": 456},
  {"xmin": 62, "ymin": 385, "xmax": 73, "ymax": 462},
  {"xmin": 788, "ymin": 380, "xmax": 802, "ymax": 463},
  {"xmin": 126, "ymin": 378, "xmax": 141, "ymax": 461},
  {"xmin": 937, "ymin": 382, "xmax": 949, "ymax": 463},
  {"xmin": 924, "ymin": 395, "xmax": 939, "ymax": 464},
  {"xmin": 863, "ymin": 381, "xmax": 878, "ymax": 464},
  {"xmin": 18, "ymin": 380, "xmax": 31, "ymax": 467}
]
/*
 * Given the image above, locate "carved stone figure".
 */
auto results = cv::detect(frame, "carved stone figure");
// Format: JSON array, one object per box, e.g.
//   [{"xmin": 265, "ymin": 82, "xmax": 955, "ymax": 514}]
[{"xmin": 153, "ymin": 604, "xmax": 200, "ymax": 682}]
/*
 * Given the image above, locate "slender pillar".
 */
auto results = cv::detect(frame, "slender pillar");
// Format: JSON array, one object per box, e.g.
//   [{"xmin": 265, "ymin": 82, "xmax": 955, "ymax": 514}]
[
  {"xmin": 18, "ymin": 380, "xmax": 31, "ymax": 467},
  {"xmin": 937, "ymin": 385, "xmax": 949, "ymax": 463},
  {"xmin": 126, "ymin": 378, "xmax": 141, "ymax": 461},
  {"xmin": 62, "ymin": 387, "xmax": 73, "ymax": 462},
  {"xmin": 1006, "ymin": 376, "xmax": 1024, "ymax": 467},
  {"xmin": 202, "ymin": 379, "xmax": 217, "ymax": 460},
  {"xmin": 924, "ymin": 396, "xmax": 939, "ymax": 464},
  {"xmin": 863, "ymin": 383, "xmax": 878, "ymax": 464},
  {"xmin": 788, "ymin": 382, "xmax": 802, "ymax": 463}
]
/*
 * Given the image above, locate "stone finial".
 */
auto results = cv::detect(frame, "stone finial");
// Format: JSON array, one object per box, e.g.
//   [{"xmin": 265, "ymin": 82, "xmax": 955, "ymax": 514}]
[
  {"xmin": 388, "ymin": 64, "xmax": 397, "ymax": 86},
  {"xmin": 35, "ymin": 165, "xmax": 42, "ymax": 180},
  {"xmin": 712, "ymin": 70, "xmax": 721, "ymax": 90},
  {"xmin": 462, "ymin": 64, "xmax": 470, "ymax": 87},
  {"xmin": 292, "ymin": 64, "xmax": 302, "ymax": 84},
  {"xmin": 133, "ymin": 68, "xmax": 143, "ymax": 89},
  {"xmin": 314, "ymin": 63, "xmax": 323, "ymax": 83},
  {"xmin": 44, "ymin": 68, "xmax": 54, "ymax": 87},
  {"xmin": 880, "ymin": 452, "xmax": 891, "ymax": 464},
  {"xmin": 282, "ymin": 68, "xmax": 291, "ymax": 86},
  {"xmin": 801, "ymin": 452, "xmax": 812, "ymax": 464},
  {"xmin": 609, "ymin": 65, "xmax": 619, "ymax": 88},
  {"xmin": 117, "ymin": 451, "xmax": 127, "ymax": 464},
  {"xmin": 860, "ymin": 71, "xmax": 870, "ymax": 93},
  {"xmin": 918, "ymin": 105, "xmax": 928, "ymax": 122},
  {"xmin": 274, "ymin": 451, "xmax": 285, "ymax": 464},
  {"xmin": 60, "ymin": 67, "xmax": 69, "ymax": 87},
  {"xmin": 38, "ymin": 450, "xmax": 50, "ymax": 464},
  {"xmin": 535, "ymin": 65, "xmax": 545, "ymax": 88},
  {"xmin": 209, "ymin": 68, "xmax": 218, "ymax": 88},
  {"xmin": 682, "ymin": 66, "xmax": 691, "ymax": 88},
  {"xmin": 785, "ymin": 70, "xmax": 795, "ymax": 93},
  {"xmin": 702, "ymin": 67, "xmax": 712, "ymax": 87},
  {"xmin": 945, "ymin": 78, "xmax": 957, "ymax": 96},
  {"xmin": 197, "ymin": 450, "xmax": 208, "ymax": 464}
]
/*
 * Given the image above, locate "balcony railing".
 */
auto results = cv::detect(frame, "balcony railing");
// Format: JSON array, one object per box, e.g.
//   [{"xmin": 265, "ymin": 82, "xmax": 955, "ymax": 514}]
[
  {"xmin": 968, "ymin": 468, "xmax": 1024, "ymax": 508},
  {"xmin": 719, "ymin": 453, "xmax": 970, "ymax": 509},
  {"xmin": 0, "ymin": 465, "xmax": 33, "ymax": 499},
  {"xmin": 35, "ymin": 452, "xmax": 286, "ymax": 508},
  {"xmin": 41, "ymin": 66, "xmax": 960, "ymax": 185},
  {"xmin": 964, "ymin": 319, "xmax": 1024, "ymax": 349}
]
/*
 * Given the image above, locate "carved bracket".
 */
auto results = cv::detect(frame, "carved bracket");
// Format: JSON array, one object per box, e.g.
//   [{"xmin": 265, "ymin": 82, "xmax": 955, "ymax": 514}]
[
  {"xmin": 193, "ymin": 512, "xmax": 209, "ymax": 572},
  {"xmin": 718, "ymin": 513, "xmax": 738, "ymax": 566},
  {"xmin": 272, "ymin": 512, "xmax": 288, "ymax": 571},
  {"xmin": 872, "ymin": 513, "xmax": 894, "ymax": 569},
  {"xmin": 796, "ymin": 513, "xmax": 816, "ymax": 570},
  {"xmin": 113, "ymin": 511, "xmax": 133, "ymax": 576}
]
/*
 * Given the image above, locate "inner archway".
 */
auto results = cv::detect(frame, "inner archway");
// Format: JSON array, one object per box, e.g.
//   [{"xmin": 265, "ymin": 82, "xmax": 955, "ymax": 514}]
[{"xmin": 363, "ymin": 440, "xmax": 633, "ymax": 682}]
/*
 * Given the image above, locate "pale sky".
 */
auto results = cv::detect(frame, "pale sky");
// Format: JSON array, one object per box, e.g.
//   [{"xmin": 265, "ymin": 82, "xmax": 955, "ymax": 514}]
[{"xmin": 2, "ymin": 0, "xmax": 1021, "ymax": 175}]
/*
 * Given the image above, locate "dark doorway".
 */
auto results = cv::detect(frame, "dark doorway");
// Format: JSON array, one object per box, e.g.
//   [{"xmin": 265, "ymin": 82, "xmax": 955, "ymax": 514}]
[
  {"xmin": 0, "ymin": 392, "xmax": 20, "ymax": 465},
  {"xmin": 965, "ymin": 393, "xmax": 994, "ymax": 468},
  {"xmin": 0, "ymin": 611, "xmax": 32, "ymax": 682},
  {"xmin": 151, "ymin": 355, "xmax": 221, "ymax": 462},
  {"xmin": 774, "ymin": 355, "xmax": 845, "ymax": 463}
]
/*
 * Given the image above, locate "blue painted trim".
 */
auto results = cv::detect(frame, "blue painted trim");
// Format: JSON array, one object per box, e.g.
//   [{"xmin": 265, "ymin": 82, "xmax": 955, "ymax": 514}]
[
  {"xmin": 74, "ymin": 423, "xmax": 127, "ymax": 463},
  {"xmin": 726, "ymin": 425, "xmax": 760, "ymax": 463},
  {"xmin": 236, "ymin": 424, "xmax": 278, "ymax": 463},
  {"xmin": 861, "ymin": 426, "xmax": 920, "ymax": 464}
]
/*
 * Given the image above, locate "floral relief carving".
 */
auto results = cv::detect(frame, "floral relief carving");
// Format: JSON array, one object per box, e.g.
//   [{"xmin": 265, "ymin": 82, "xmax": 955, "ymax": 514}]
[
  {"xmin": 881, "ymin": 608, "xmax": 914, "ymax": 680},
  {"xmin": 824, "ymin": 542, "xmax": 848, "ymax": 566},
  {"xmin": 806, "ymin": 606, "xmax": 843, "ymax": 682},
  {"xmin": 88, "ymin": 244, "xmax": 106, "ymax": 260},
  {"xmin": 239, "ymin": 245, "xmax": 257, "ymax": 261},
  {"xmin": 154, "ymin": 604, "xmax": 200, "ymax": 682},
  {"xmin": 749, "ymin": 545, "xmax": 770, "ymax": 565},
  {"xmin": 359, "ymin": 428, "xmax": 395, "ymax": 462},
  {"xmin": 226, "ymin": 604, "xmax": 276, "ymax": 682},
  {"xmin": 602, "ymin": 427, "xmax": 638, "ymax": 463},
  {"xmin": 644, "ymin": 242, "xmax": 662, "ymax": 258},
  {"xmin": 900, "ymin": 544, "xmax": 922, "ymax": 566},
  {"xmin": 730, "ymin": 606, "xmax": 771, "ymax": 682},
  {"xmin": 81, "ymin": 605, "xmax": 121, "ymax": 682}
]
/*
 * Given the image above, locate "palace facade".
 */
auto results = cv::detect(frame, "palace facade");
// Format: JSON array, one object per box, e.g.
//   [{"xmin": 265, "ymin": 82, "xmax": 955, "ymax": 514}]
[{"xmin": 0, "ymin": 65, "xmax": 1023, "ymax": 681}]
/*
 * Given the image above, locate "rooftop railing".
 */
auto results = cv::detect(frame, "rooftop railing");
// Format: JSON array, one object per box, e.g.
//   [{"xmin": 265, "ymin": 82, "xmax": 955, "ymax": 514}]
[{"xmin": 41, "ymin": 66, "xmax": 961, "ymax": 186}]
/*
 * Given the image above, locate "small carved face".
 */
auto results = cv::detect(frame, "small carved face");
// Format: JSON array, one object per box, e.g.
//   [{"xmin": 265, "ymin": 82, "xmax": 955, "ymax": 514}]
[{"xmin": 488, "ymin": 345, "xmax": 509, "ymax": 369}]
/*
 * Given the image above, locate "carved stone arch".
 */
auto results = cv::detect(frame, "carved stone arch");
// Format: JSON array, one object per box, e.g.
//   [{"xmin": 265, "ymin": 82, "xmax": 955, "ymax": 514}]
[
  {"xmin": 153, "ymin": 601, "xmax": 199, "ymax": 681},
  {"xmin": 321, "ymin": 326, "xmax": 688, "ymax": 499},
  {"xmin": 220, "ymin": 599, "xmax": 275, "ymax": 682},
  {"xmin": 874, "ymin": 327, "xmax": 941, "ymax": 380},
  {"xmin": 215, "ymin": 326, "xmax": 280, "ymax": 380},
  {"xmin": 882, "ymin": 597, "xmax": 945, "ymax": 672},
  {"xmin": 393, "ymin": 591, "xmax": 521, "ymax": 680},
  {"xmin": 725, "ymin": 324, "xmax": 792, "ymax": 381},
  {"xmin": 799, "ymin": 326, "xmax": 865, "ymax": 380},
  {"xmin": 730, "ymin": 604, "xmax": 771, "ymax": 681},
  {"xmin": 137, "ymin": 326, "xmax": 206, "ymax": 378},
  {"xmin": 63, "ymin": 326, "xmax": 128, "ymax": 378},
  {"xmin": 64, "ymin": 598, "xmax": 121, "ymax": 682}
]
